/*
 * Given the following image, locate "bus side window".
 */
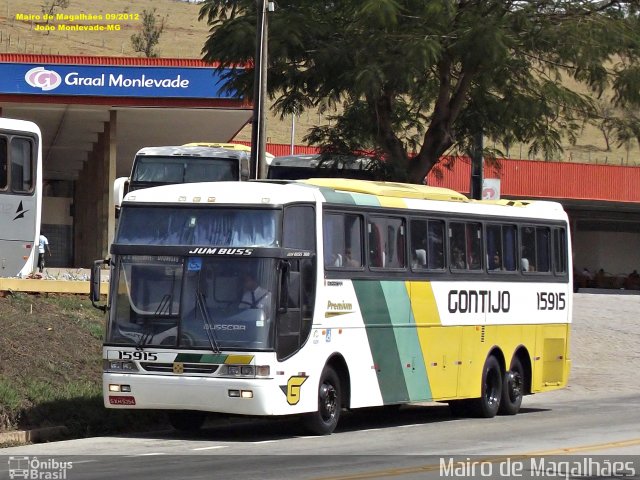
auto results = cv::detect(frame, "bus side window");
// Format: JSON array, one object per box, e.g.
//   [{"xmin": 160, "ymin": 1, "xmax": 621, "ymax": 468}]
[
  {"xmin": 0, "ymin": 136, "xmax": 7, "ymax": 190},
  {"xmin": 536, "ymin": 227, "xmax": 551, "ymax": 272},
  {"xmin": 521, "ymin": 226, "xmax": 536, "ymax": 272},
  {"xmin": 323, "ymin": 212, "xmax": 363, "ymax": 268},
  {"xmin": 284, "ymin": 205, "xmax": 315, "ymax": 250},
  {"xmin": 10, "ymin": 137, "xmax": 34, "ymax": 193},
  {"xmin": 553, "ymin": 228, "xmax": 567, "ymax": 274},
  {"xmin": 486, "ymin": 224, "xmax": 517, "ymax": 272},
  {"xmin": 427, "ymin": 220, "xmax": 445, "ymax": 269},
  {"xmin": 449, "ymin": 222, "xmax": 467, "ymax": 270},
  {"xmin": 410, "ymin": 219, "xmax": 444, "ymax": 270},
  {"xmin": 466, "ymin": 223, "xmax": 482, "ymax": 270},
  {"xmin": 369, "ymin": 216, "xmax": 405, "ymax": 269}
]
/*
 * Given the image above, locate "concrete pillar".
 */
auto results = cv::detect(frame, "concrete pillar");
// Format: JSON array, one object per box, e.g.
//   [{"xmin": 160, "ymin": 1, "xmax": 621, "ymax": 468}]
[{"xmin": 105, "ymin": 110, "xmax": 117, "ymax": 256}]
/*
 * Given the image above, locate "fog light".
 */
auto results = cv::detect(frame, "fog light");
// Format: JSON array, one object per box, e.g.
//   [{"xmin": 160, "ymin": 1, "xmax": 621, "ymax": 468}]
[
  {"xmin": 121, "ymin": 385, "xmax": 131, "ymax": 392},
  {"xmin": 228, "ymin": 389, "xmax": 240, "ymax": 398},
  {"xmin": 256, "ymin": 365, "xmax": 270, "ymax": 377},
  {"xmin": 109, "ymin": 384, "xmax": 121, "ymax": 392},
  {"xmin": 241, "ymin": 390, "xmax": 253, "ymax": 399}
]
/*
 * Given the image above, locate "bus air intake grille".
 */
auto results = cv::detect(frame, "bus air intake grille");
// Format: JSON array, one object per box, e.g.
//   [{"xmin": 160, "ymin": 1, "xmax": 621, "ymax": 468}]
[{"xmin": 140, "ymin": 363, "xmax": 220, "ymax": 374}]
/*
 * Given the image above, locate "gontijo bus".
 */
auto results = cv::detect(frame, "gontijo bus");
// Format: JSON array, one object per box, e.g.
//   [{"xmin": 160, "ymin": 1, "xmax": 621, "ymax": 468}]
[
  {"xmin": 92, "ymin": 178, "xmax": 571, "ymax": 434},
  {"xmin": 0, "ymin": 118, "xmax": 42, "ymax": 278}
]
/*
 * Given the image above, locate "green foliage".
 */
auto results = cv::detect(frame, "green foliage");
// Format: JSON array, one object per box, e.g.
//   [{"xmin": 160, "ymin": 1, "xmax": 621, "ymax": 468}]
[
  {"xmin": 201, "ymin": 0, "xmax": 640, "ymax": 182},
  {"xmin": 131, "ymin": 8, "xmax": 165, "ymax": 58}
]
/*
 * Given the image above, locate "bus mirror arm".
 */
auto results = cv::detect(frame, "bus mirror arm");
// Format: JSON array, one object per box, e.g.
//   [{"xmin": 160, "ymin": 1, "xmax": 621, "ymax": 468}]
[
  {"xmin": 90, "ymin": 259, "xmax": 110, "ymax": 312},
  {"xmin": 277, "ymin": 260, "xmax": 290, "ymax": 314}
]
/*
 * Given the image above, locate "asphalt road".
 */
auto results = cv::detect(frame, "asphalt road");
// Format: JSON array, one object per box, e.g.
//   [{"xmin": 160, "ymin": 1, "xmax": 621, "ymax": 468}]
[
  {"xmin": 1, "ymin": 390, "xmax": 639, "ymax": 479},
  {"xmin": 2, "ymin": 293, "xmax": 640, "ymax": 479}
]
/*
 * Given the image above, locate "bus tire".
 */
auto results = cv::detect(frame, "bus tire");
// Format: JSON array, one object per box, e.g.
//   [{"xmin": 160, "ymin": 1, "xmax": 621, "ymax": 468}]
[
  {"xmin": 168, "ymin": 410, "xmax": 206, "ymax": 432},
  {"xmin": 499, "ymin": 357, "xmax": 524, "ymax": 415},
  {"xmin": 302, "ymin": 366, "xmax": 341, "ymax": 435},
  {"xmin": 469, "ymin": 355, "xmax": 502, "ymax": 418}
]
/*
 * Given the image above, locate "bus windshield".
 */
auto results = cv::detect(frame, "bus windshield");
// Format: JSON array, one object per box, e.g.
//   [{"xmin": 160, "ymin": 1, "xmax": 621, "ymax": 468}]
[
  {"xmin": 116, "ymin": 207, "xmax": 280, "ymax": 247},
  {"xmin": 108, "ymin": 255, "xmax": 276, "ymax": 350},
  {"xmin": 131, "ymin": 156, "xmax": 238, "ymax": 187}
]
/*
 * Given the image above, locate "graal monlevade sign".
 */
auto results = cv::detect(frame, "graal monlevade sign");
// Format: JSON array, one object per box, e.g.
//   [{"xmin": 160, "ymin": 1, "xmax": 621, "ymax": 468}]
[{"xmin": 0, "ymin": 63, "xmax": 240, "ymax": 99}]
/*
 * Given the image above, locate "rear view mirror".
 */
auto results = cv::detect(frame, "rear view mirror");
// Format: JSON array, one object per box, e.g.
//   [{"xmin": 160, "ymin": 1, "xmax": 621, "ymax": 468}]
[{"xmin": 90, "ymin": 259, "xmax": 109, "ymax": 312}]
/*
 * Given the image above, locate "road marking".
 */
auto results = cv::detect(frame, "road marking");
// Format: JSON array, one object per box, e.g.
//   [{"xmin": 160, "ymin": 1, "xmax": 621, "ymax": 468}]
[
  {"xmin": 531, "ymin": 437, "xmax": 640, "ymax": 455},
  {"xmin": 398, "ymin": 424, "xmax": 420, "ymax": 428},
  {"xmin": 71, "ymin": 460, "xmax": 96, "ymax": 464},
  {"xmin": 127, "ymin": 453, "xmax": 167, "ymax": 457},
  {"xmin": 192, "ymin": 445, "xmax": 229, "ymax": 451},
  {"xmin": 252, "ymin": 439, "xmax": 280, "ymax": 444},
  {"xmin": 310, "ymin": 438, "xmax": 640, "ymax": 480},
  {"xmin": 295, "ymin": 436, "xmax": 321, "ymax": 439}
]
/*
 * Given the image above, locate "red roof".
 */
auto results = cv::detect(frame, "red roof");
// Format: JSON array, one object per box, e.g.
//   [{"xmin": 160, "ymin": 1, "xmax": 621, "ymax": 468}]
[
  {"xmin": 0, "ymin": 53, "xmax": 224, "ymax": 68},
  {"xmin": 428, "ymin": 157, "xmax": 640, "ymax": 204}
]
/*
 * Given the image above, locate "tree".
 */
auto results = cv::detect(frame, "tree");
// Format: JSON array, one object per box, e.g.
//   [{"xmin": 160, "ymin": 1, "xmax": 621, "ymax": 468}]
[
  {"xmin": 200, "ymin": 1, "xmax": 640, "ymax": 182},
  {"xmin": 131, "ymin": 8, "xmax": 165, "ymax": 58},
  {"xmin": 41, "ymin": 0, "xmax": 69, "ymax": 25}
]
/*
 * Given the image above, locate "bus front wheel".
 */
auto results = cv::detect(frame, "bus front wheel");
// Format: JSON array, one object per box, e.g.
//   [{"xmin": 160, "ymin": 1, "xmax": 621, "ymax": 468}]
[
  {"xmin": 302, "ymin": 366, "xmax": 341, "ymax": 435},
  {"xmin": 469, "ymin": 355, "xmax": 502, "ymax": 418},
  {"xmin": 499, "ymin": 357, "xmax": 524, "ymax": 415},
  {"xmin": 168, "ymin": 410, "xmax": 206, "ymax": 433}
]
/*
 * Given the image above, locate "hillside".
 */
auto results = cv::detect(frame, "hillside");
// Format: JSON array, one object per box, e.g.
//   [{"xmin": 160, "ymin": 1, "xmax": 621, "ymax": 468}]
[{"xmin": 0, "ymin": 0, "xmax": 638, "ymax": 165}]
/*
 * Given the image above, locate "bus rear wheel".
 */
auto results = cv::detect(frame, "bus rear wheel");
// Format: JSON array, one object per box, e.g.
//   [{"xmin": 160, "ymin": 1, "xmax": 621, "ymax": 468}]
[
  {"xmin": 469, "ymin": 355, "xmax": 502, "ymax": 418},
  {"xmin": 168, "ymin": 410, "xmax": 206, "ymax": 433},
  {"xmin": 302, "ymin": 366, "xmax": 341, "ymax": 435},
  {"xmin": 499, "ymin": 357, "xmax": 524, "ymax": 415}
]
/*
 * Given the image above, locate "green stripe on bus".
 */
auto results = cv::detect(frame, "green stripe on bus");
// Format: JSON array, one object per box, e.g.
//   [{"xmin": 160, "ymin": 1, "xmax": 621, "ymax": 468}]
[
  {"xmin": 174, "ymin": 353, "xmax": 228, "ymax": 364},
  {"xmin": 353, "ymin": 280, "xmax": 409, "ymax": 404},
  {"xmin": 318, "ymin": 187, "xmax": 356, "ymax": 205},
  {"xmin": 380, "ymin": 281, "xmax": 432, "ymax": 401},
  {"xmin": 350, "ymin": 193, "xmax": 380, "ymax": 207}
]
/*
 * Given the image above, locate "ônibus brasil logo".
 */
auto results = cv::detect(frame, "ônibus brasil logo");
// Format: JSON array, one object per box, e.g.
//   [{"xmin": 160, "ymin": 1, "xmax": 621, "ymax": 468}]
[{"xmin": 25, "ymin": 66, "xmax": 62, "ymax": 91}]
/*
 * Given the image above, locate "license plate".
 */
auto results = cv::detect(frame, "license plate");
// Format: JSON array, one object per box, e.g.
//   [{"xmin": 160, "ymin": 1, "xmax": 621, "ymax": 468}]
[{"xmin": 109, "ymin": 395, "xmax": 136, "ymax": 405}]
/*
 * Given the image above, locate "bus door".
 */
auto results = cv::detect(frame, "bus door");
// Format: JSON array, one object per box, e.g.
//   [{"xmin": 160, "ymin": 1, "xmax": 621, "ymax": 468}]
[{"xmin": 276, "ymin": 205, "xmax": 316, "ymax": 361}]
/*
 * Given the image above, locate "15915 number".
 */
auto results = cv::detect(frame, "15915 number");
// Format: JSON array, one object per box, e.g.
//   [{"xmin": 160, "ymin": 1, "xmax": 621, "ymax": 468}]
[
  {"xmin": 536, "ymin": 292, "xmax": 566, "ymax": 310},
  {"xmin": 118, "ymin": 351, "xmax": 158, "ymax": 361}
]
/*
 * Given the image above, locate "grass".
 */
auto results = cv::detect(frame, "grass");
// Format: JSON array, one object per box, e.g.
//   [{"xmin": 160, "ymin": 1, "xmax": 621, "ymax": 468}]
[{"xmin": 0, "ymin": 292, "xmax": 165, "ymax": 444}]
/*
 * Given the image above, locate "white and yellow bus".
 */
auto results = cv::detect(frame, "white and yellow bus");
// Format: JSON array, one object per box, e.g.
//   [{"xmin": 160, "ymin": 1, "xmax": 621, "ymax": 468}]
[{"xmin": 93, "ymin": 178, "xmax": 571, "ymax": 434}]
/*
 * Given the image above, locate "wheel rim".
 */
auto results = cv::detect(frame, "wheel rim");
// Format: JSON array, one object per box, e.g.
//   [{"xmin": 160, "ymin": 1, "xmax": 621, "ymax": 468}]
[
  {"xmin": 506, "ymin": 370, "xmax": 523, "ymax": 402},
  {"xmin": 485, "ymin": 368, "xmax": 501, "ymax": 408},
  {"xmin": 319, "ymin": 382, "xmax": 338, "ymax": 423}
]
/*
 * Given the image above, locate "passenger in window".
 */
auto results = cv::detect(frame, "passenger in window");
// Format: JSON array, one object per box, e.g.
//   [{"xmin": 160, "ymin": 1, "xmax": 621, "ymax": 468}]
[
  {"xmin": 343, "ymin": 248, "xmax": 360, "ymax": 267},
  {"xmin": 452, "ymin": 248, "xmax": 466, "ymax": 269},
  {"xmin": 490, "ymin": 251, "xmax": 501, "ymax": 271},
  {"xmin": 521, "ymin": 248, "xmax": 532, "ymax": 272}
]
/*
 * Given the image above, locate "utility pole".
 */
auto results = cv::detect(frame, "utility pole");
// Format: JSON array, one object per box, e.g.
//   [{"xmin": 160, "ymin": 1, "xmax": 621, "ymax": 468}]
[
  {"xmin": 470, "ymin": 130, "xmax": 484, "ymax": 200},
  {"xmin": 249, "ymin": 0, "xmax": 272, "ymax": 179}
]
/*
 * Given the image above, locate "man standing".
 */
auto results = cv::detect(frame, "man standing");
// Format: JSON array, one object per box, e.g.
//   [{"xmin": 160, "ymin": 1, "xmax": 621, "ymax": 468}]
[{"xmin": 38, "ymin": 234, "xmax": 51, "ymax": 273}]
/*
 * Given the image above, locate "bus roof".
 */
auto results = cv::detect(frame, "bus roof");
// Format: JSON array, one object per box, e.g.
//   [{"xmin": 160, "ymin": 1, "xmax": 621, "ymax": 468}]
[
  {"xmin": 300, "ymin": 178, "xmax": 469, "ymax": 202},
  {"xmin": 135, "ymin": 145, "xmax": 249, "ymax": 159},
  {"xmin": 122, "ymin": 179, "xmax": 567, "ymax": 220}
]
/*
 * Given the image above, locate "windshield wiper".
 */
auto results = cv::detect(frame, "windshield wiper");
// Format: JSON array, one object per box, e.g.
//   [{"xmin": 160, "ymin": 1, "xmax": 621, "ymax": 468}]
[
  {"xmin": 136, "ymin": 294, "xmax": 172, "ymax": 350},
  {"xmin": 196, "ymin": 292, "xmax": 221, "ymax": 354}
]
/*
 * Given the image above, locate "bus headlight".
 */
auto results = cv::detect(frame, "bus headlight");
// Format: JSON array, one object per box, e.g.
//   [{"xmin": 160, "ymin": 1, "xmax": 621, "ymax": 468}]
[{"xmin": 103, "ymin": 360, "xmax": 139, "ymax": 372}]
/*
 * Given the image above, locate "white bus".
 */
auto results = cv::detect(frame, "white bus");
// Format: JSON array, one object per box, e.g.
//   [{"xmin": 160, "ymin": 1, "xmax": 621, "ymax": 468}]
[
  {"xmin": 267, "ymin": 154, "xmax": 383, "ymax": 180},
  {"xmin": 0, "ymin": 118, "xmax": 42, "ymax": 278},
  {"xmin": 93, "ymin": 178, "xmax": 571, "ymax": 434},
  {"xmin": 114, "ymin": 145, "xmax": 251, "ymax": 213}
]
